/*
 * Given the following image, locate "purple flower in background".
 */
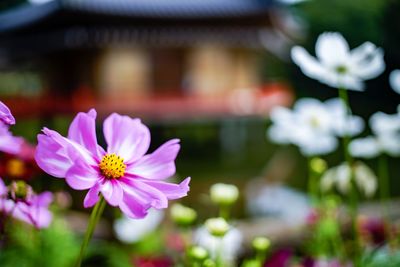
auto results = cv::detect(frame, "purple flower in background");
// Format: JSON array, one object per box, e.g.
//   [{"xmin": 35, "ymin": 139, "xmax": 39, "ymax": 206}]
[
  {"xmin": 0, "ymin": 101, "xmax": 15, "ymax": 126},
  {"xmin": 264, "ymin": 248, "xmax": 293, "ymax": 267},
  {"xmin": 0, "ymin": 178, "xmax": 53, "ymax": 229},
  {"xmin": 0, "ymin": 124, "xmax": 24, "ymax": 155},
  {"xmin": 0, "ymin": 101, "xmax": 23, "ymax": 155},
  {"xmin": 35, "ymin": 109, "xmax": 190, "ymax": 219}
]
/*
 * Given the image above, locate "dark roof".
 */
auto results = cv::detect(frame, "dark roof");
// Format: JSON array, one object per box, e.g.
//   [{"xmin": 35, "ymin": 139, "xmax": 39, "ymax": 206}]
[
  {"xmin": 0, "ymin": 0, "xmax": 275, "ymax": 32},
  {"xmin": 63, "ymin": 0, "xmax": 273, "ymax": 18}
]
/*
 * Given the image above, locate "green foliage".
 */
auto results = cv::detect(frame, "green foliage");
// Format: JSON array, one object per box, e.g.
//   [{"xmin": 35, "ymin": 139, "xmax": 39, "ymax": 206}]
[
  {"xmin": 0, "ymin": 218, "xmax": 79, "ymax": 267},
  {"xmin": 361, "ymin": 248, "xmax": 400, "ymax": 267},
  {"xmin": 298, "ymin": 0, "xmax": 387, "ymax": 46}
]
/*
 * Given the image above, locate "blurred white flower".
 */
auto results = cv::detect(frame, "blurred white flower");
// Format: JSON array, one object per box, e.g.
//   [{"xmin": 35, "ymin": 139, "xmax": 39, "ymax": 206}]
[
  {"xmin": 291, "ymin": 32, "xmax": 385, "ymax": 91},
  {"xmin": 113, "ymin": 209, "xmax": 164, "ymax": 243},
  {"xmin": 321, "ymin": 162, "xmax": 377, "ymax": 198},
  {"xmin": 370, "ymin": 111, "xmax": 400, "ymax": 135},
  {"xmin": 194, "ymin": 226, "xmax": 242, "ymax": 264},
  {"xmin": 325, "ymin": 98, "xmax": 365, "ymax": 137},
  {"xmin": 246, "ymin": 184, "xmax": 311, "ymax": 226},
  {"xmin": 349, "ymin": 134, "xmax": 400, "ymax": 158},
  {"xmin": 389, "ymin": 70, "xmax": 400, "ymax": 94},
  {"xmin": 350, "ymin": 111, "xmax": 400, "ymax": 158},
  {"xmin": 268, "ymin": 97, "xmax": 364, "ymax": 156}
]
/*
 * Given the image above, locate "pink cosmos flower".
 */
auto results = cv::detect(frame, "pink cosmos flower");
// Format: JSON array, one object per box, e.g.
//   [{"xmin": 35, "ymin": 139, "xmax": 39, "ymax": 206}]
[
  {"xmin": 35, "ymin": 109, "xmax": 190, "ymax": 219},
  {"xmin": 0, "ymin": 101, "xmax": 23, "ymax": 155},
  {"xmin": 0, "ymin": 178, "xmax": 53, "ymax": 229}
]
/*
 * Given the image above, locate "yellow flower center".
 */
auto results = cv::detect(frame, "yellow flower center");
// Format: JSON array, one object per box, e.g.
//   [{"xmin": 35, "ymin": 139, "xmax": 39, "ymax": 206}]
[{"xmin": 99, "ymin": 153, "xmax": 126, "ymax": 179}]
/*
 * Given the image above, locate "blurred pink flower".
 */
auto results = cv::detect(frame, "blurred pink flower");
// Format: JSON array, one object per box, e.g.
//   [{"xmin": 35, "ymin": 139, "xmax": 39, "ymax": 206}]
[
  {"xmin": 0, "ymin": 101, "xmax": 15, "ymax": 126},
  {"xmin": 0, "ymin": 101, "xmax": 23, "ymax": 155},
  {"xmin": 0, "ymin": 178, "xmax": 53, "ymax": 229},
  {"xmin": 35, "ymin": 109, "xmax": 190, "ymax": 219}
]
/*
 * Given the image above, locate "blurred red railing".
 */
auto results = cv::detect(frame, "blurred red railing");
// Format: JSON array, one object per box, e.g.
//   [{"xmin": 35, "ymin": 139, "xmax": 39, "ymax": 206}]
[{"xmin": 4, "ymin": 82, "xmax": 293, "ymax": 121}]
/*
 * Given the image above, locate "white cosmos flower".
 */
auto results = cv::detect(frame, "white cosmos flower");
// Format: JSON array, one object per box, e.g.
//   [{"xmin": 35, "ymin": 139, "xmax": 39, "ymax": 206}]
[
  {"xmin": 194, "ymin": 226, "xmax": 243, "ymax": 264},
  {"xmin": 370, "ymin": 111, "xmax": 400, "ymax": 135},
  {"xmin": 350, "ymin": 110, "xmax": 400, "ymax": 158},
  {"xmin": 291, "ymin": 32, "xmax": 385, "ymax": 91},
  {"xmin": 268, "ymin": 98, "xmax": 337, "ymax": 156},
  {"xmin": 320, "ymin": 162, "xmax": 377, "ymax": 198},
  {"xmin": 113, "ymin": 209, "xmax": 164, "ymax": 243},
  {"xmin": 268, "ymin": 97, "xmax": 364, "ymax": 156},
  {"xmin": 389, "ymin": 70, "xmax": 400, "ymax": 94},
  {"xmin": 350, "ymin": 134, "xmax": 400, "ymax": 158},
  {"xmin": 325, "ymin": 98, "xmax": 364, "ymax": 137}
]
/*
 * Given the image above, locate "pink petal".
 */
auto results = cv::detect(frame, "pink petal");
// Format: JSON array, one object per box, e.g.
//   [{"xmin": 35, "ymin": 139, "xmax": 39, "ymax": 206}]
[
  {"xmin": 139, "ymin": 177, "xmax": 190, "ymax": 200},
  {"xmin": 103, "ymin": 113, "xmax": 150, "ymax": 162},
  {"xmin": 65, "ymin": 160, "xmax": 100, "ymax": 190},
  {"xmin": 118, "ymin": 189, "xmax": 150, "ymax": 219},
  {"xmin": 84, "ymin": 183, "xmax": 101, "ymax": 208},
  {"xmin": 99, "ymin": 178, "xmax": 123, "ymax": 207},
  {"xmin": 34, "ymin": 192, "xmax": 53, "ymax": 207},
  {"xmin": 0, "ymin": 101, "xmax": 15, "ymax": 125},
  {"xmin": 68, "ymin": 109, "xmax": 104, "ymax": 160},
  {"xmin": 0, "ymin": 177, "xmax": 7, "ymax": 196},
  {"xmin": 12, "ymin": 201, "xmax": 53, "ymax": 229},
  {"xmin": 35, "ymin": 128, "xmax": 97, "ymax": 178},
  {"xmin": 0, "ymin": 133, "xmax": 23, "ymax": 155},
  {"xmin": 35, "ymin": 130, "xmax": 73, "ymax": 178},
  {"xmin": 126, "ymin": 139, "xmax": 180, "ymax": 180},
  {"xmin": 120, "ymin": 178, "xmax": 168, "ymax": 209}
]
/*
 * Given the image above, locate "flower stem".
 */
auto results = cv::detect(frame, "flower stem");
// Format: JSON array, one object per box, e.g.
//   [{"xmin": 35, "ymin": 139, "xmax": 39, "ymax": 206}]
[
  {"xmin": 307, "ymin": 157, "xmax": 318, "ymax": 204},
  {"xmin": 378, "ymin": 154, "xmax": 390, "ymax": 226},
  {"xmin": 216, "ymin": 237, "xmax": 223, "ymax": 267},
  {"xmin": 75, "ymin": 195, "xmax": 106, "ymax": 267},
  {"xmin": 338, "ymin": 87, "xmax": 360, "ymax": 265},
  {"xmin": 219, "ymin": 205, "xmax": 230, "ymax": 221}
]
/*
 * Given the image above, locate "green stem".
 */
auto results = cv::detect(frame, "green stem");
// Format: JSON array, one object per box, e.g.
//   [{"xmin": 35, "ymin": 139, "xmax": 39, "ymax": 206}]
[
  {"xmin": 216, "ymin": 238, "xmax": 223, "ymax": 267},
  {"xmin": 219, "ymin": 205, "xmax": 230, "ymax": 221},
  {"xmin": 307, "ymin": 157, "xmax": 318, "ymax": 204},
  {"xmin": 338, "ymin": 87, "xmax": 360, "ymax": 266},
  {"xmin": 378, "ymin": 154, "xmax": 390, "ymax": 203},
  {"xmin": 75, "ymin": 195, "xmax": 106, "ymax": 267},
  {"xmin": 378, "ymin": 154, "xmax": 390, "ymax": 228},
  {"xmin": 255, "ymin": 251, "xmax": 266, "ymax": 267}
]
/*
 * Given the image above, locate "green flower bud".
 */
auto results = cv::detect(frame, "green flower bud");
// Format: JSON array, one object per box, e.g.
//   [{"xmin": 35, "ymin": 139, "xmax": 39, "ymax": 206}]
[
  {"xmin": 252, "ymin": 237, "xmax": 271, "ymax": 252},
  {"xmin": 188, "ymin": 246, "xmax": 208, "ymax": 261},
  {"xmin": 10, "ymin": 180, "xmax": 32, "ymax": 200},
  {"xmin": 170, "ymin": 203, "xmax": 197, "ymax": 227},
  {"xmin": 205, "ymin": 217, "xmax": 230, "ymax": 237},
  {"xmin": 210, "ymin": 183, "xmax": 239, "ymax": 206},
  {"xmin": 310, "ymin": 158, "xmax": 327, "ymax": 175}
]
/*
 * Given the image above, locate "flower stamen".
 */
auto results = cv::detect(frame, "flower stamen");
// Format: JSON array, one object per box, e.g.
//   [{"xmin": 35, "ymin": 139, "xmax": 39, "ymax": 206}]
[{"xmin": 99, "ymin": 153, "xmax": 126, "ymax": 179}]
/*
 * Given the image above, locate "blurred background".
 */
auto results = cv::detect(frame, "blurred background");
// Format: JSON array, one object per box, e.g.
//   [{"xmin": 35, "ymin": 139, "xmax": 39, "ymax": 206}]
[{"xmin": 0, "ymin": 0, "xmax": 400, "ymax": 219}]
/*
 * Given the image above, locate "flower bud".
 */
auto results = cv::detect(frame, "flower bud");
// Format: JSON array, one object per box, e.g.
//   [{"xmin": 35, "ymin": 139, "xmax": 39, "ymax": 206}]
[
  {"xmin": 10, "ymin": 180, "xmax": 32, "ymax": 201},
  {"xmin": 205, "ymin": 217, "xmax": 230, "ymax": 237},
  {"xmin": 310, "ymin": 158, "xmax": 327, "ymax": 175},
  {"xmin": 188, "ymin": 246, "xmax": 208, "ymax": 261},
  {"xmin": 252, "ymin": 237, "xmax": 271, "ymax": 252},
  {"xmin": 170, "ymin": 203, "xmax": 197, "ymax": 227},
  {"xmin": 210, "ymin": 183, "xmax": 239, "ymax": 206}
]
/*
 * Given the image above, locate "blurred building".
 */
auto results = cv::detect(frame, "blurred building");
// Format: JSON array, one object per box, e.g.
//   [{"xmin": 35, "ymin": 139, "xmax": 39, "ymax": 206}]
[{"xmin": 0, "ymin": 0, "xmax": 294, "ymax": 120}]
